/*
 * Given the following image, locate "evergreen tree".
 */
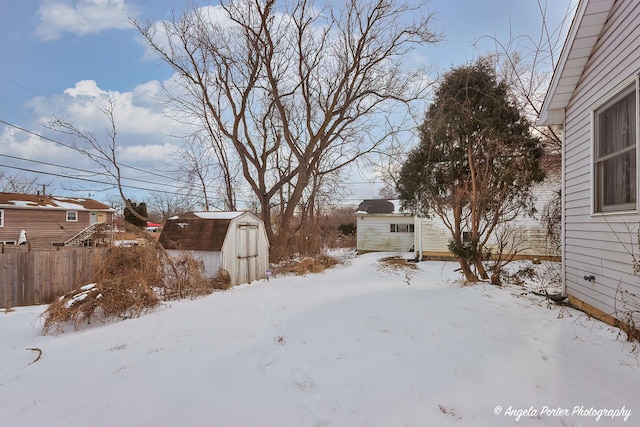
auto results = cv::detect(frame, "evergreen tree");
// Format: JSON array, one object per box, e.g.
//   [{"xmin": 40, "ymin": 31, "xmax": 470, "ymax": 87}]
[
  {"xmin": 124, "ymin": 200, "xmax": 147, "ymax": 227},
  {"xmin": 397, "ymin": 58, "xmax": 544, "ymax": 282}
]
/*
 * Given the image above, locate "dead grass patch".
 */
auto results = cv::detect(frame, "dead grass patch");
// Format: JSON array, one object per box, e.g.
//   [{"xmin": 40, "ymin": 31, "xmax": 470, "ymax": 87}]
[
  {"xmin": 273, "ymin": 254, "xmax": 341, "ymax": 276},
  {"xmin": 378, "ymin": 256, "xmax": 418, "ymax": 271}
]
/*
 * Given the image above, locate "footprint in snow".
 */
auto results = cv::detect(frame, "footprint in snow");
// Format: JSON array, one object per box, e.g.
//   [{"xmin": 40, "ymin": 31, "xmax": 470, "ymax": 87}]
[
  {"xmin": 365, "ymin": 316, "xmax": 390, "ymax": 334},
  {"xmin": 297, "ymin": 404, "xmax": 332, "ymax": 427},
  {"xmin": 258, "ymin": 352, "xmax": 275, "ymax": 372},
  {"xmin": 293, "ymin": 369, "xmax": 316, "ymax": 392}
]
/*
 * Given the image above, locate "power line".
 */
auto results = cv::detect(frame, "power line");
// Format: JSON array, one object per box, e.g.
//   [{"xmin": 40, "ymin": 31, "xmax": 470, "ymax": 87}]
[
  {"xmin": 0, "ymin": 119, "xmax": 386, "ymax": 206},
  {"xmin": 0, "ymin": 163, "xmax": 186, "ymax": 196},
  {"xmin": 0, "ymin": 153, "xmax": 192, "ymax": 192},
  {"xmin": 0, "ymin": 76, "xmax": 49, "ymax": 97},
  {"xmin": 0, "ymin": 118, "xmax": 187, "ymax": 183}
]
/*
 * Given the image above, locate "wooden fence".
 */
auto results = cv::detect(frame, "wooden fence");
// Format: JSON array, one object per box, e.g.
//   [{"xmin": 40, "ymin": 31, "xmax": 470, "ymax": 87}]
[{"xmin": 0, "ymin": 247, "xmax": 110, "ymax": 309}]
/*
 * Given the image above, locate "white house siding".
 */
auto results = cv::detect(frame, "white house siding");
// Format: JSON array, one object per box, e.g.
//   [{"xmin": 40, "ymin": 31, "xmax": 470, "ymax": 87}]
[
  {"xmin": 416, "ymin": 216, "xmax": 453, "ymax": 258},
  {"xmin": 562, "ymin": 1, "xmax": 640, "ymax": 319},
  {"xmin": 413, "ymin": 179, "xmax": 559, "ymax": 260},
  {"xmin": 356, "ymin": 214, "xmax": 415, "ymax": 253},
  {"xmin": 504, "ymin": 178, "xmax": 561, "ymax": 259}
]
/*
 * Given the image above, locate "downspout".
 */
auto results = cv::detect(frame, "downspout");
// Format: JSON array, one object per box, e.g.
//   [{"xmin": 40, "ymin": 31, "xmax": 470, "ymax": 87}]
[
  {"xmin": 414, "ymin": 214, "xmax": 421, "ymax": 260},
  {"xmin": 561, "ymin": 110, "xmax": 567, "ymax": 298}
]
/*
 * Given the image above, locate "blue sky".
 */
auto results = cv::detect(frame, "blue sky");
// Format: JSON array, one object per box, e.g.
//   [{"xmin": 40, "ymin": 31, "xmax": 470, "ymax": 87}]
[{"xmin": 0, "ymin": 0, "xmax": 576, "ymax": 207}]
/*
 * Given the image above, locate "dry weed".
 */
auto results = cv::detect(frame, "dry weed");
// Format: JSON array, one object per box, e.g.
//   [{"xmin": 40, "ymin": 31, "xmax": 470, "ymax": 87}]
[
  {"xmin": 42, "ymin": 246, "xmax": 163, "ymax": 334},
  {"xmin": 162, "ymin": 251, "xmax": 216, "ymax": 299},
  {"xmin": 378, "ymin": 256, "xmax": 418, "ymax": 271},
  {"xmin": 214, "ymin": 268, "xmax": 232, "ymax": 290},
  {"xmin": 273, "ymin": 254, "xmax": 341, "ymax": 276}
]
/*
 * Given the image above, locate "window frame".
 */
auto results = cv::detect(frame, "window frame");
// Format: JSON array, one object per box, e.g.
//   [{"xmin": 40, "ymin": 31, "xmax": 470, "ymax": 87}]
[
  {"xmin": 592, "ymin": 79, "xmax": 639, "ymax": 214},
  {"xmin": 390, "ymin": 223, "xmax": 415, "ymax": 233},
  {"xmin": 0, "ymin": 209, "xmax": 4, "ymax": 227},
  {"xmin": 66, "ymin": 211, "xmax": 78, "ymax": 222}
]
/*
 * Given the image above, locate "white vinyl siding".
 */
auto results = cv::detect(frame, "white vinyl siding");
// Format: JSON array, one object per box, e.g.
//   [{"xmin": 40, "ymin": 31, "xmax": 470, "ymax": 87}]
[
  {"xmin": 413, "ymin": 179, "xmax": 559, "ymax": 259},
  {"xmin": 562, "ymin": 0, "xmax": 640, "ymax": 318},
  {"xmin": 357, "ymin": 215, "xmax": 415, "ymax": 252}
]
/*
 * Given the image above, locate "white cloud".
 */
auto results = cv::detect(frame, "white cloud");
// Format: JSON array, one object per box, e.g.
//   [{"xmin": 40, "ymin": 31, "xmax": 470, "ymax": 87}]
[
  {"xmin": 30, "ymin": 79, "xmax": 173, "ymax": 137},
  {"xmin": 119, "ymin": 142, "xmax": 177, "ymax": 163},
  {"xmin": 1, "ymin": 79, "xmax": 188, "ymax": 197},
  {"xmin": 0, "ymin": 125, "xmax": 72, "ymax": 162},
  {"xmin": 19, "ymin": 79, "xmax": 187, "ymax": 169},
  {"xmin": 36, "ymin": 0, "xmax": 134, "ymax": 41}
]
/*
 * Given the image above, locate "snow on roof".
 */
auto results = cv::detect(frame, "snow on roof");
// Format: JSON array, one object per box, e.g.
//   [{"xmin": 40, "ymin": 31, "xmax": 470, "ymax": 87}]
[
  {"xmin": 193, "ymin": 211, "xmax": 245, "ymax": 220},
  {"xmin": 0, "ymin": 192, "xmax": 115, "ymax": 211}
]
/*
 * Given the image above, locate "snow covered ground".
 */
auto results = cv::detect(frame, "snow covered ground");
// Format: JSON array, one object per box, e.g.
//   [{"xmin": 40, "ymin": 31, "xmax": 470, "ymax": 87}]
[{"xmin": 1, "ymin": 252, "xmax": 638, "ymax": 426}]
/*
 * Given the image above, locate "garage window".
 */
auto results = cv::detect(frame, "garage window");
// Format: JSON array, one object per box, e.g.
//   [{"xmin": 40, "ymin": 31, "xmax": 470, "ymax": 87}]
[
  {"xmin": 390, "ymin": 224, "xmax": 414, "ymax": 233},
  {"xmin": 594, "ymin": 83, "xmax": 637, "ymax": 212}
]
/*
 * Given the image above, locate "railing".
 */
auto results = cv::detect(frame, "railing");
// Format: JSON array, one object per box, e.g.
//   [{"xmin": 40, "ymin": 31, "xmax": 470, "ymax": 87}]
[{"xmin": 64, "ymin": 223, "xmax": 101, "ymax": 247}]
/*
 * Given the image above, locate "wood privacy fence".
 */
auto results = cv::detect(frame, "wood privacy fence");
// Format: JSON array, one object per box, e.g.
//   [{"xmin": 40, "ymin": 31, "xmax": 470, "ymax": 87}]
[{"xmin": 0, "ymin": 247, "xmax": 110, "ymax": 308}]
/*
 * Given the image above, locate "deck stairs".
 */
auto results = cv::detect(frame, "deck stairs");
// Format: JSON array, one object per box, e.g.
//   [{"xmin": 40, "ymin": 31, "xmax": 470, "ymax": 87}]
[{"xmin": 64, "ymin": 223, "xmax": 101, "ymax": 247}]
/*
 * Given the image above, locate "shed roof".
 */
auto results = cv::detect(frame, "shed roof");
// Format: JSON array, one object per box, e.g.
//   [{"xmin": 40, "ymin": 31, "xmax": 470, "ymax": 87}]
[
  {"xmin": 159, "ymin": 211, "xmax": 246, "ymax": 251},
  {"xmin": 0, "ymin": 192, "xmax": 115, "ymax": 211}
]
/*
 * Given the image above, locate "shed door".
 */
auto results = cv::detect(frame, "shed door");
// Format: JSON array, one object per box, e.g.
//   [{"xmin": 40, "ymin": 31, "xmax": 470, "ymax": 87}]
[{"xmin": 237, "ymin": 223, "xmax": 259, "ymax": 284}]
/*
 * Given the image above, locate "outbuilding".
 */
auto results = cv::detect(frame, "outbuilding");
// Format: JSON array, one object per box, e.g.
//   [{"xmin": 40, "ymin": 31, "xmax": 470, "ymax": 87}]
[{"xmin": 159, "ymin": 211, "xmax": 270, "ymax": 287}]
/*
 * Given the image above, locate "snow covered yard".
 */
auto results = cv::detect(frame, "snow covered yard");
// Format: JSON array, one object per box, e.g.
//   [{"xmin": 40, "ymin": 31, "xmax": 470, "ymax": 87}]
[{"xmin": 0, "ymin": 252, "xmax": 637, "ymax": 426}]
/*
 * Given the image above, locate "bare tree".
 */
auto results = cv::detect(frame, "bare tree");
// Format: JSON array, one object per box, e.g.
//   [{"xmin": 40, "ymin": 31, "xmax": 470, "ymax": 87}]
[
  {"xmin": 148, "ymin": 191, "xmax": 196, "ymax": 222},
  {"xmin": 477, "ymin": 0, "xmax": 575, "ymax": 150},
  {"xmin": 175, "ymin": 132, "xmax": 238, "ymax": 211},
  {"xmin": 134, "ymin": 0, "xmax": 439, "ymax": 259},
  {"xmin": 486, "ymin": 223, "xmax": 530, "ymax": 285},
  {"xmin": 44, "ymin": 99, "xmax": 148, "ymax": 223},
  {"xmin": 0, "ymin": 171, "xmax": 41, "ymax": 194}
]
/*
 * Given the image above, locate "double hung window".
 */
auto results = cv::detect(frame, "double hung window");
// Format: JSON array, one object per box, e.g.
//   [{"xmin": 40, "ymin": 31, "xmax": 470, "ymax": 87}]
[{"xmin": 594, "ymin": 84, "xmax": 637, "ymax": 212}]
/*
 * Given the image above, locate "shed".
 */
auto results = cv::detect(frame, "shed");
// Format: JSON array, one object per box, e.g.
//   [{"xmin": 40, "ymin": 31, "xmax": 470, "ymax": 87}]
[{"xmin": 158, "ymin": 211, "xmax": 270, "ymax": 287}]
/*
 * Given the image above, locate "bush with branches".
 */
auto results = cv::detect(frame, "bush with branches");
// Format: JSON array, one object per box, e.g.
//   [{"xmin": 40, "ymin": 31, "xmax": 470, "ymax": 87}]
[{"xmin": 41, "ymin": 227, "xmax": 221, "ymax": 334}]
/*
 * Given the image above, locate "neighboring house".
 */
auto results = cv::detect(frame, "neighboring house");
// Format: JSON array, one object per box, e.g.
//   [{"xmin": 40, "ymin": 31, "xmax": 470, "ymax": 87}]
[
  {"xmin": 159, "ymin": 211, "xmax": 270, "ymax": 287},
  {"xmin": 539, "ymin": 0, "xmax": 640, "ymax": 329},
  {"xmin": 0, "ymin": 192, "xmax": 116, "ymax": 249},
  {"xmin": 356, "ymin": 176, "xmax": 559, "ymax": 260},
  {"xmin": 356, "ymin": 200, "xmax": 415, "ymax": 253}
]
